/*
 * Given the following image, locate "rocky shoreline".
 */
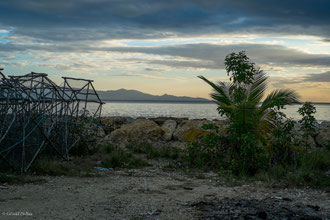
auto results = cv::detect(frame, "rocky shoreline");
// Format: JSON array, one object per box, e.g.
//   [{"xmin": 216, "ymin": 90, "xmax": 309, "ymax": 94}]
[
  {"xmin": 91, "ymin": 116, "xmax": 330, "ymax": 148},
  {"xmin": 1, "ymin": 116, "xmax": 329, "ymax": 219}
]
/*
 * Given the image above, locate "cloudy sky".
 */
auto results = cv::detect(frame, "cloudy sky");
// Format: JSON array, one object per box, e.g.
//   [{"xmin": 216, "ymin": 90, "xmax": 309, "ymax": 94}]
[{"xmin": 1, "ymin": 0, "xmax": 330, "ymax": 102}]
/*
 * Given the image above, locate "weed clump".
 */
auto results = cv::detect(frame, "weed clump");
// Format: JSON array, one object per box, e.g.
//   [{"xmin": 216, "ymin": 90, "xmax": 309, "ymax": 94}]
[
  {"xmin": 101, "ymin": 144, "xmax": 151, "ymax": 169},
  {"xmin": 126, "ymin": 142, "xmax": 180, "ymax": 160},
  {"xmin": 0, "ymin": 172, "xmax": 12, "ymax": 183},
  {"xmin": 30, "ymin": 156, "xmax": 97, "ymax": 177}
]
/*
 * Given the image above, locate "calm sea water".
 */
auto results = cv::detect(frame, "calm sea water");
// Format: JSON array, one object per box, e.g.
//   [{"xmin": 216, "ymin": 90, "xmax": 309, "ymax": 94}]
[{"xmin": 98, "ymin": 102, "xmax": 330, "ymax": 122}]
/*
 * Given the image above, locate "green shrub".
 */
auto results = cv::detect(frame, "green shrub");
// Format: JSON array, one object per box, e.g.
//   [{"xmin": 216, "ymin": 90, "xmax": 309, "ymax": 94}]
[
  {"xmin": 180, "ymin": 129, "xmax": 225, "ymax": 170},
  {"xmin": 181, "ymin": 142, "xmax": 221, "ymax": 170},
  {"xmin": 102, "ymin": 144, "xmax": 151, "ymax": 169},
  {"xmin": 229, "ymin": 133, "xmax": 268, "ymax": 175},
  {"xmin": 102, "ymin": 147, "xmax": 133, "ymax": 168},
  {"xmin": 253, "ymin": 148, "xmax": 330, "ymax": 189},
  {"xmin": 298, "ymin": 102, "xmax": 317, "ymax": 147},
  {"xmin": 29, "ymin": 155, "xmax": 98, "ymax": 177},
  {"xmin": 102, "ymin": 144, "xmax": 116, "ymax": 154},
  {"xmin": 299, "ymin": 149, "xmax": 330, "ymax": 171},
  {"xmin": 285, "ymin": 168, "xmax": 330, "ymax": 188},
  {"xmin": 268, "ymin": 111, "xmax": 300, "ymax": 165},
  {"xmin": 126, "ymin": 142, "xmax": 180, "ymax": 160},
  {"xmin": 181, "ymin": 125, "xmax": 269, "ymax": 175},
  {"xmin": 30, "ymin": 158, "xmax": 70, "ymax": 176}
]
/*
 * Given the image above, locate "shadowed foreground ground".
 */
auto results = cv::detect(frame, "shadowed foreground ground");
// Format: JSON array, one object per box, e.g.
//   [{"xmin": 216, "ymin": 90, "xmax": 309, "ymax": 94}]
[{"xmin": 1, "ymin": 158, "xmax": 329, "ymax": 219}]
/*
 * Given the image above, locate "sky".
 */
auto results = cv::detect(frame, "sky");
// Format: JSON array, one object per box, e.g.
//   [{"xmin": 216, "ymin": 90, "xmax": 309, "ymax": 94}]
[{"xmin": 1, "ymin": 0, "xmax": 330, "ymax": 102}]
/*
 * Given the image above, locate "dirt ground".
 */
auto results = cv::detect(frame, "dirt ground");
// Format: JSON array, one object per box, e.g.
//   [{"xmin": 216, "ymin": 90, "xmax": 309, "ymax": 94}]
[{"xmin": 1, "ymin": 160, "xmax": 329, "ymax": 219}]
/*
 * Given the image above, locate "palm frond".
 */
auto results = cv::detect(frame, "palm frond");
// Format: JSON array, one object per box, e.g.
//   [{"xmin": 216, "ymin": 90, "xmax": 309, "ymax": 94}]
[
  {"xmin": 247, "ymin": 73, "xmax": 268, "ymax": 105},
  {"xmin": 254, "ymin": 108, "xmax": 276, "ymax": 140},
  {"xmin": 216, "ymin": 103, "xmax": 234, "ymax": 117},
  {"xmin": 198, "ymin": 75, "xmax": 232, "ymax": 106},
  {"xmin": 261, "ymin": 89, "xmax": 300, "ymax": 112}
]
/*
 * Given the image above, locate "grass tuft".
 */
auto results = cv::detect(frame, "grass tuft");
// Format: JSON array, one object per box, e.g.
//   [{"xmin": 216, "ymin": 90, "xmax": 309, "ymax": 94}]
[
  {"xmin": 30, "ymin": 156, "xmax": 98, "ymax": 177},
  {"xmin": 0, "ymin": 172, "xmax": 12, "ymax": 183},
  {"xmin": 126, "ymin": 142, "xmax": 180, "ymax": 160},
  {"xmin": 102, "ymin": 144, "xmax": 151, "ymax": 169}
]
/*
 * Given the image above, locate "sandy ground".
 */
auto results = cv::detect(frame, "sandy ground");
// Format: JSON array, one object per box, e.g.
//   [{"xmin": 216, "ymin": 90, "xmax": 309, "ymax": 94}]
[{"xmin": 1, "ymin": 160, "xmax": 329, "ymax": 219}]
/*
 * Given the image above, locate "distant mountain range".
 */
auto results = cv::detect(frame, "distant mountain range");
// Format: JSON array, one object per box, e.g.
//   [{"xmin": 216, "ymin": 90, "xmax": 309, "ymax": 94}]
[{"xmin": 97, "ymin": 89, "xmax": 211, "ymax": 102}]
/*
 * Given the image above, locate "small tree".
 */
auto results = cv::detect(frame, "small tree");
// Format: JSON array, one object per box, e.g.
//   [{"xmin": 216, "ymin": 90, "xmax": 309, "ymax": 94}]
[
  {"xmin": 269, "ymin": 110, "xmax": 297, "ymax": 165},
  {"xmin": 199, "ymin": 51, "xmax": 300, "ymax": 145},
  {"xmin": 198, "ymin": 51, "xmax": 300, "ymax": 174},
  {"xmin": 298, "ymin": 102, "xmax": 317, "ymax": 147}
]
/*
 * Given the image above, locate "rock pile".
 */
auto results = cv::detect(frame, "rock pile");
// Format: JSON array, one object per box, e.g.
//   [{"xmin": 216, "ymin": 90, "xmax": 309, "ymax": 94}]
[{"xmin": 93, "ymin": 117, "xmax": 330, "ymax": 148}]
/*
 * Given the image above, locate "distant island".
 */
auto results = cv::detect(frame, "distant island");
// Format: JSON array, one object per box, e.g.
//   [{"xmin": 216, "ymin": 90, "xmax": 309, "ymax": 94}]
[{"xmin": 97, "ymin": 89, "xmax": 211, "ymax": 103}]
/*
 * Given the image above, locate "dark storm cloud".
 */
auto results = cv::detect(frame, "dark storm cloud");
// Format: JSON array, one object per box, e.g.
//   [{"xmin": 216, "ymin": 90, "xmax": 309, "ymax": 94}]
[
  {"xmin": 302, "ymin": 71, "xmax": 330, "ymax": 82},
  {"xmin": 2, "ymin": 41, "xmax": 330, "ymax": 69},
  {"xmin": 270, "ymin": 71, "xmax": 330, "ymax": 89},
  {"xmin": 1, "ymin": 0, "xmax": 330, "ymax": 41},
  {"xmin": 103, "ymin": 43, "xmax": 330, "ymax": 69}
]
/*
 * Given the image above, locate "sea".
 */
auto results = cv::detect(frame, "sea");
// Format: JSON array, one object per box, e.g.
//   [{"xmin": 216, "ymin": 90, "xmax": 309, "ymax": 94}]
[{"xmin": 98, "ymin": 102, "xmax": 330, "ymax": 122}]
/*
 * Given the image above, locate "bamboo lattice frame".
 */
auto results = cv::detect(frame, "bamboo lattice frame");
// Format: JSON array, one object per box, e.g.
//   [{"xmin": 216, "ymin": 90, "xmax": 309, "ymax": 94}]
[{"xmin": 0, "ymin": 69, "xmax": 104, "ymax": 172}]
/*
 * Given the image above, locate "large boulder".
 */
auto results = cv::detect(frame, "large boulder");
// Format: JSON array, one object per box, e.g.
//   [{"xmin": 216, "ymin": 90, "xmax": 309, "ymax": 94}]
[
  {"xmin": 100, "ymin": 116, "xmax": 133, "ymax": 134},
  {"xmin": 162, "ymin": 120, "xmax": 177, "ymax": 141},
  {"xmin": 316, "ymin": 121, "xmax": 330, "ymax": 147},
  {"xmin": 173, "ymin": 119, "xmax": 226, "ymax": 142},
  {"xmin": 173, "ymin": 119, "xmax": 210, "ymax": 141},
  {"xmin": 104, "ymin": 119, "xmax": 164, "ymax": 145}
]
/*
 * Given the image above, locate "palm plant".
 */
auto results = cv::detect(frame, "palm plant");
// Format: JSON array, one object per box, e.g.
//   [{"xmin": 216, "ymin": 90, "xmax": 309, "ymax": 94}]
[{"xmin": 198, "ymin": 51, "xmax": 300, "ymax": 143}]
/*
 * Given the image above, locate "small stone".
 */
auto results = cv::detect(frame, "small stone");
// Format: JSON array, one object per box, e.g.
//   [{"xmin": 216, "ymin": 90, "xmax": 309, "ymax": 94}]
[{"xmin": 257, "ymin": 211, "xmax": 267, "ymax": 219}]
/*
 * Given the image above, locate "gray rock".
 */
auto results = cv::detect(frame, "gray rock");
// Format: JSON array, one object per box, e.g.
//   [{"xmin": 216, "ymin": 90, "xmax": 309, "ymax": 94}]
[
  {"xmin": 315, "ymin": 121, "xmax": 330, "ymax": 147},
  {"xmin": 162, "ymin": 120, "xmax": 177, "ymax": 141},
  {"xmin": 101, "ymin": 116, "xmax": 133, "ymax": 134},
  {"xmin": 104, "ymin": 119, "xmax": 164, "ymax": 145},
  {"xmin": 173, "ymin": 119, "xmax": 208, "ymax": 142},
  {"xmin": 172, "ymin": 119, "xmax": 227, "ymax": 142}
]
